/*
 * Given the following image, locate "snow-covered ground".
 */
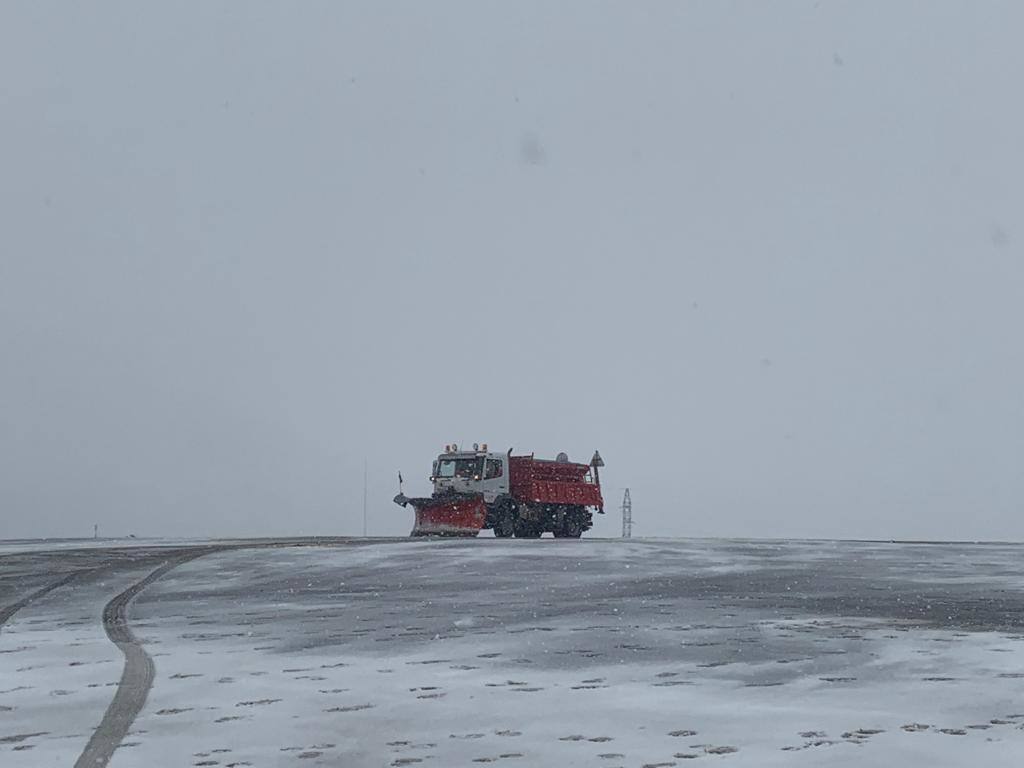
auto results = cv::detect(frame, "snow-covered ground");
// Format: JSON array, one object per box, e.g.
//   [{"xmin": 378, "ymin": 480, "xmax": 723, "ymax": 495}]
[
  {"xmin": 0, "ymin": 560, "xmax": 168, "ymax": 763},
  {"xmin": 0, "ymin": 538, "xmax": 200, "ymax": 555},
  {"xmin": 3, "ymin": 538, "xmax": 1024, "ymax": 766}
]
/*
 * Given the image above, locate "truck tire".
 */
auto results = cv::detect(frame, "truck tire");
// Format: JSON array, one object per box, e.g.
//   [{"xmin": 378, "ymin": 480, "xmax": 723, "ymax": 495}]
[
  {"xmin": 493, "ymin": 514, "xmax": 515, "ymax": 538},
  {"xmin": 514, "ymin": 521, "xmax": 541, "ymax": 539},
  {"xmin": 555, "ymin": 506, "xmax": 586, "ymax": 538},
  {"xmin": 489, "ymin": 499, "xmax": 515, "ymax": 538},
  {"xmin": 558, "ymin": 517, "xmax": 583, "ymax": 538}
]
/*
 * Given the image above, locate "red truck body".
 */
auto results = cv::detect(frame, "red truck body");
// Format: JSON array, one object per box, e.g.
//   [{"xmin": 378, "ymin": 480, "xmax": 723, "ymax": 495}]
[{"xmin": 508, "ymin": 456, "xmax": 604, "ymax": 508}]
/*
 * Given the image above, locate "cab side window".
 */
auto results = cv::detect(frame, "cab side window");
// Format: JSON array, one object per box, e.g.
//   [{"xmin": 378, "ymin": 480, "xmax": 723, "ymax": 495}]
[{"xmin": 485, "ymin": 459, "xmax": 503, "ymax": 480}]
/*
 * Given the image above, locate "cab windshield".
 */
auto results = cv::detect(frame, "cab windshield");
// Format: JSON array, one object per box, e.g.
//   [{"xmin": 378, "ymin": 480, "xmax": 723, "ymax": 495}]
[{"xmin": 436, "ymin": 457, "xmax": 484, "ymax": 479}]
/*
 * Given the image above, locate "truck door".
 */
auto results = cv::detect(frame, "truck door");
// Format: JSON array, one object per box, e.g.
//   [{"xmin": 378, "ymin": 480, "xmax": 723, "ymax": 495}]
[{"xmin": 481, "ymin": 456, "xmax": 509, "ymax": 503}]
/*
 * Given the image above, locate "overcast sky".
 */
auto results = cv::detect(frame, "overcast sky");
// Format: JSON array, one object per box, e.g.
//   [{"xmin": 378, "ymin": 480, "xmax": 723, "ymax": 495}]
[{"xmin": 2, "ymin": 2, "xmax": 1022, "ymax": 541}]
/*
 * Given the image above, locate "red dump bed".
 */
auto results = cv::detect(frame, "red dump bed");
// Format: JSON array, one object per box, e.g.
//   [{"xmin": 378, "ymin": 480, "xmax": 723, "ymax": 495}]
[{"xmin": 508, "ymin": 455, "xmax": 604, "ymax": 508}]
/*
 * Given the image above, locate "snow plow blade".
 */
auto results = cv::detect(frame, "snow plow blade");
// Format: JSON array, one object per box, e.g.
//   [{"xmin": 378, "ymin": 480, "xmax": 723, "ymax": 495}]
[{"xmin": 393, "ymin": 493, "xmax": 487, "ymax": 537}]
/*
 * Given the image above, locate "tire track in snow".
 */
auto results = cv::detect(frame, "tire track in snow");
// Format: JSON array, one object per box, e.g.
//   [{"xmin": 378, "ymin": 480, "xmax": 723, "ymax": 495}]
[
  {"xmin": 0, "ymin": 570, "xmax": 83, "ymax": 633},
  {"xmin": 74, "ymin": 547, "xmax": 223, "ymax": 768}
]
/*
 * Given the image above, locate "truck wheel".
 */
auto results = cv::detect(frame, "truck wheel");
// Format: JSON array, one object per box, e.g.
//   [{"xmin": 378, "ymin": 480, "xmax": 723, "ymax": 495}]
[
  {"xmin": 514, "ymin": 522, "xmax": 541, "ymax": 539},
  {"xmin": 560, "ymin": 517, "xmax": 583, "ymax": 538},
  {"xmin": 493, "ymin": 515, "xmax": 515, "ymax": 538}
]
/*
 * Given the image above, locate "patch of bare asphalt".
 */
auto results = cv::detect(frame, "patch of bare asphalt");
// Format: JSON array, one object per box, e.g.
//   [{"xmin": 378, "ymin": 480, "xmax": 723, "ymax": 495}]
[
  {"xmin": 704, "ymin": 745, "xmax": 739, "ymax": 754},
  {"xmin": 235, "ymin": 698, "xmax": 281, "ymax": 707},
  {"xmin": 325, "ymin": 703, "xmax": 375, "ymax": 712},
  {"xmin": 0, "ymin": 731, "xmax": 48, "ymax": 743}
]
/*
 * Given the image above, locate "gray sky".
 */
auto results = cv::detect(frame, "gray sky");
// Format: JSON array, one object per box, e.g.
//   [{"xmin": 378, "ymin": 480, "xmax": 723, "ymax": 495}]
[{"xmin": 2, "ymin": 2, "xmax": 1022, "ymax": 541}]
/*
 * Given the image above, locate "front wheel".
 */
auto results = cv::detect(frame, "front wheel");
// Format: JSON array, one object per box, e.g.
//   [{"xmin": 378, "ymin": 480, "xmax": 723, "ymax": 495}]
[
  {"xmin": 514, "ymin": 521, "xmax": 542, "ymax": 539},
  {"xmin": 493, "ymin": 514, "xmax": 515, "ymax": 538}
]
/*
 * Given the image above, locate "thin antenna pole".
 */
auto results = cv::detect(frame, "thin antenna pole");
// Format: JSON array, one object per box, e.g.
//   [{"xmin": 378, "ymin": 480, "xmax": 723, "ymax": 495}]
[
  {"xmin": 621, "ymin": 488, "xmax": 632, "ymax": 538},
  {"xmin": 363, "ymin": 458, "xmax": 368, "ymax": 537}
]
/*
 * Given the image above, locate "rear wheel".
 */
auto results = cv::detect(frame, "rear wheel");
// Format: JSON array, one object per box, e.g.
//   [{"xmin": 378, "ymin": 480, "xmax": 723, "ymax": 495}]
[
  {"xmin": 556, "ymin": 506, "xmax": 587, "ymax": 538},
  {"xmin": 514, "ymin": 521, "xmax": 542, "ymax": 538},
  {"xmin": 560, "ymin": 517, "xmax": 583, "ymax": 538}
]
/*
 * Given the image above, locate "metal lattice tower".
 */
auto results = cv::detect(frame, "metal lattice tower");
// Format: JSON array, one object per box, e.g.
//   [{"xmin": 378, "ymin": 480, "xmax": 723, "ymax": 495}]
[{"xmin": 621, "ymin": 488, "xmax": 632, "ymax": 538}]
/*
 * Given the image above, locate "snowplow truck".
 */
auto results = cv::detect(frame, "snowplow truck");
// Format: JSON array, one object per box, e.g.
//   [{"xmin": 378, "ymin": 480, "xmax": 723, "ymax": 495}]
[{"xmin": 394, "ymin": 445, "xmax": 605, "ymax": 538}]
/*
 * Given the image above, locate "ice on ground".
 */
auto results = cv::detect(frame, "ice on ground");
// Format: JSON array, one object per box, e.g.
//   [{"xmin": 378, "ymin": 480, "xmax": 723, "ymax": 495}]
[
  {"xmin": 0, "ymin": 564, "xmax": 168, "ymax": 766},
  {"xmin": 120, "ymin": 541, "xmax": 1024, "ymax": 767},
  {"xmin": 5, "ymin": 538, "xmax": 1024, "ymax": 767}
]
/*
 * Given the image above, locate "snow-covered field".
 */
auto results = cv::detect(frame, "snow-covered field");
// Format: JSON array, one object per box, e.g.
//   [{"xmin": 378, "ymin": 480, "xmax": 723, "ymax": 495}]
[{"xmin": 3, "ymin": 538, "xmax": 1024, "ymax": 766}]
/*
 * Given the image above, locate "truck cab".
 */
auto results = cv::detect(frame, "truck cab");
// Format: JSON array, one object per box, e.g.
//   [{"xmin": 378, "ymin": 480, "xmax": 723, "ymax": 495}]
[{"xmin": 432, "ymin": 445, "xmax": 509, "ymax": 504}]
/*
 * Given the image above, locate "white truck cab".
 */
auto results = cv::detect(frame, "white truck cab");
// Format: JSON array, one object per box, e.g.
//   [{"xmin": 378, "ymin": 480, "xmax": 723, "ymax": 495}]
[{"xmin": 432, "ymin": 444, "xmax": 509, "ymax": 503}]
